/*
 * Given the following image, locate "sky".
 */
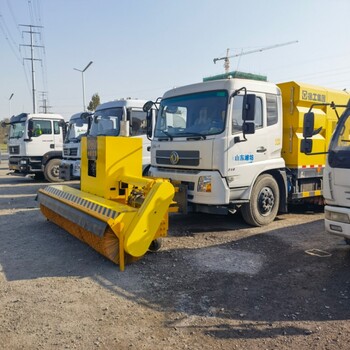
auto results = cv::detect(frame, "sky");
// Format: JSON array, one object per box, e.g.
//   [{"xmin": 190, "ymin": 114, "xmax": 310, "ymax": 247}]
[{"xmin": 1, "ymin": 0, "xmax": 350, "ymax": 120}]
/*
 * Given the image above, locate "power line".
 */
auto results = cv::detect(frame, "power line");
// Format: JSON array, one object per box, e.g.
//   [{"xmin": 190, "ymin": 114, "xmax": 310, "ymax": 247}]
[
  {"xmin": 6, "ymin": 0, "xmax": 22, "ymax": 36},
  {"xmin": 0, "ymin": 14, "xmax": 22, "ymax": 63},
  {"xmin": 27, "ymin": 0, "xmax": 36, "ymax": 27}
]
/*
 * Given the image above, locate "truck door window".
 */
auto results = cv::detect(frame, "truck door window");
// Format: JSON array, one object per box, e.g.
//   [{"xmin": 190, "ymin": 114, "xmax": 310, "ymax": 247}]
[
  {"xmin": 266, "ymin": 94, "xmax": 278, "ymax": 126},
  {"xmin": 328, "ymin": 113, "xmax": 350, "ymax": 169},
  {"xmin": 232, "ymin": 95, "xmax": 262, "ymax": 134},
  {"xmin": 54, "ymin": 121, "xmax": 61, "ymax": 134},
  {"xmin": 32, "ymin": 120, "xmax": 52, "ymax": 137},
  {"xmin": 130, "ymin": 109, "xmax": 147, "ymax": 136}
]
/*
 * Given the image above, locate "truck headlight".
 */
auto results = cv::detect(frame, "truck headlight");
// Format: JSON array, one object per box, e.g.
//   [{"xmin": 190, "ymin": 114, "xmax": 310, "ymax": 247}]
[
  {"xmin": 197, "ymin": 176, "xmax": 212, "ymax": 192},
  {"xmin": 20, "ymin": 160, "xmax": 27, "ymax": 165},
  {"xmin": 325, "ymin": 210, "xmax": 350, "ymax": 224},
  {"xmin": 74, "ymin": 163, "xmax": 81, "ymax": 172}
]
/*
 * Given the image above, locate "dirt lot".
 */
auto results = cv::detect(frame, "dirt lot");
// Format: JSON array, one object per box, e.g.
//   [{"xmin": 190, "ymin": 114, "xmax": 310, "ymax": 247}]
[{"xmin": 0, "ymin": 160, "xmax": 350, "ymax": 350}]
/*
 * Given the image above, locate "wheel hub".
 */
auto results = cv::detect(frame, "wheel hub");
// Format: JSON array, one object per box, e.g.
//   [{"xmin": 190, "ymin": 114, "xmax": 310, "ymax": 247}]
[
  {"xmin": 52, "ymin": 166, "xmax": 59, "ymax": 177},
  {"xmin": 258, "ymin": 187, "xmax": 275, "ymax": 215}
]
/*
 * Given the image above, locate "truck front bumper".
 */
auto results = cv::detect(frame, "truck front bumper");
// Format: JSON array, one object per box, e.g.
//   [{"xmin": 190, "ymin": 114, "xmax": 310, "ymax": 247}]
[
  {"xmin": 8, "ymin": 156, "xmax": 41, "ymax": 175},
  {"xmin": 59, "ymin": 160, "xmax": 80, "ymax": 181},
  {"xmin": 325, "ymin": 205, "xmax": 350, "ymax": 240},
  {"xmin": 148, "ymin": 166, "xmax": 230, "ymax": 206}
]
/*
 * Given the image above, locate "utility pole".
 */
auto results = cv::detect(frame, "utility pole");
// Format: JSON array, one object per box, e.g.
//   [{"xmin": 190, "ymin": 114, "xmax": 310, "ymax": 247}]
[
  {"xmin": 20, "ymin": 24, "xmax": 44, "ymax": 114},
  {"xmin": 9, "ymin": 93, "xmax": 14, "ymax": 116},
  {"xmin": 74, "ymin": 61, "xmax": 93, "ymax": 111}
]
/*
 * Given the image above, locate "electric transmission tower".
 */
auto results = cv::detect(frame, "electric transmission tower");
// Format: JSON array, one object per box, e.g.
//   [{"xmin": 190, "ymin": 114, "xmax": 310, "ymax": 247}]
[
  {"xmin": 38, "ymin": 91, "xmax": 51, "ymax": 113},
  {"xmin": 19, "ymin": 24, "xmax": 44, "ymax": 113}
]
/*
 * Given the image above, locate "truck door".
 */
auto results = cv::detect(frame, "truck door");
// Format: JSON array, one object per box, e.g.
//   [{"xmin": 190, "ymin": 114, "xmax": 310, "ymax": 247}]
[
  {"xmin": 30, "ymin": 119, "xmax": 56, "ymax": 155},
  {"xmin": 326, "ymin": 112, "xmax": 350, "ymax": 205},
  {"xmin": 53, "ymin": 120, "xmax": 63, "ymax": 150},
  {"xmin": 129, "ymin": 108, "xmax": 150, "ymax": 170},
  {"xmin": 228, "ymin": 93, "xmax": 282, "ymax": 191}
]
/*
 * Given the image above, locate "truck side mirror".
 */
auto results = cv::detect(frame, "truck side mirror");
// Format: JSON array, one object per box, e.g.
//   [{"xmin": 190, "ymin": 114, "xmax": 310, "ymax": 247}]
[
  {"xmin": 143, "ymin": 101, "xmax": 154, "ymax": 113},
  {"xmin": 303, "ymin": 112, "xmax": 323, "ymax": 137},
  {"xmin": 301, "ymin": 138, "xmax": 313, "ymax": 154},
  {"xmin": 58, "ymin": 120, "xmax": 66, "ymax": 128},
  {"xmin": 303, "ymin": 112, "xmax": 315, "ymax": 138},
  {"xmin": 243, "ymin": 94, "xmax": 256, "ymax": 121},
  {"xmin": 242, "ymin": 121, "xmax": 255, "ymax": 135},
  {"xmin": 28, "ymin": 119, "xmax": 33, "ymax": 138},
  {"xmin": 146, "ymin": 111, "xmax": 153, "ymax": 138},
  {"xmin": 80, "ymin": 112, "xmax": 92, "ymax": 120},
  {"xmin": 302, "ymin": 111, "xmax": 322, "ymax": 154},
  {"xmin": 1, "ymin": 121, "xmax": 7, "ymax": 128}
]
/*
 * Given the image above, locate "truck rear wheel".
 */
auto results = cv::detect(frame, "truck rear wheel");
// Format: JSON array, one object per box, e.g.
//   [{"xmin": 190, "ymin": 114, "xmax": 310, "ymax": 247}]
[
  {"xmin": 44, "ymin": 158, "xmax": 63, "ymax": 183},
  {"xmin": 241, "ymin": 174, "xmax": 279, "ymax": 227}
]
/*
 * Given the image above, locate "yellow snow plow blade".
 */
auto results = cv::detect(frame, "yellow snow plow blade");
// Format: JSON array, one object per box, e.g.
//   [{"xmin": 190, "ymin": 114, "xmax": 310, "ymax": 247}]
[{"xmin": 37, "ymin": 137, "xmax": 175, "ymax": 270}]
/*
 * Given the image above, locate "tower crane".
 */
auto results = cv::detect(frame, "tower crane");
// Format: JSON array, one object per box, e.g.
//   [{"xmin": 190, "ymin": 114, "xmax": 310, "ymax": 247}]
[{"xmin": 213, "ymin": 40, "xmax": 299, "ymax": 73}]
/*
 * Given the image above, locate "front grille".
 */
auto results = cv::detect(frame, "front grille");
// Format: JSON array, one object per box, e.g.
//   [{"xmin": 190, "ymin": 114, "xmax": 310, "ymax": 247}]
[
  {"xmin": 9, "ymin": 145, "xmax": 20, "ymax": 154},
  {"xmin": 9, "ymin": 158, "xmax": 19, "ymax": 166},
  {"xmin": 63, "ymin": 147, "xmax": 78, "ymax": 156},
  {"xmin": 156, "ymin": 150, "xmax": 200, "ymax": 166}
]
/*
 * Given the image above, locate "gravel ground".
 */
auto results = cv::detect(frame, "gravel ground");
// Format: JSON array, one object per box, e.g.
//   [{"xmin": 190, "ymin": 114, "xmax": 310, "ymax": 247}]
[{"xmin": 0, "ymin": 161, "xmax": 350, "ymax": 350}]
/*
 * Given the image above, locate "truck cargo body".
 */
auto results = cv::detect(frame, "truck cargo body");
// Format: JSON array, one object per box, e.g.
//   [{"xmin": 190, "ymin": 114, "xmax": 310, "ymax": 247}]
[{"xmin": 148, "ymin": 78, "xmax": 349, "ymax": 225}]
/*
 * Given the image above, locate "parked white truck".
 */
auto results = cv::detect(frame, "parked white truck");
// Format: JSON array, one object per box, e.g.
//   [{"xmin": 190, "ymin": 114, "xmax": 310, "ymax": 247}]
[
  {"xmin": 2, "ymin": 112, "xmax": 65, "ymax": 182},
  {"xmin": 86, "ymin": 98, "xmax": 155, "ymax": 175},
  {"xmin": 303, "ymin": 100, "xmax": 350, "ymax": 243},
  {"xmin": 144, "ymin": 77, "xmax": 349, "ymax": 226},
  {"xmin": 59, "ymin": 112, "xmax": 92, "ymax": 181},
  {"xmin": 59, "ymin": 98, "xmax": 156, "ymax": 181}
]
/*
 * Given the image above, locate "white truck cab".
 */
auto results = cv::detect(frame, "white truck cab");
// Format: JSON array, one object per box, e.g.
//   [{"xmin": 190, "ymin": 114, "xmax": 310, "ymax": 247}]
[
  {"xmin": 4, "ymin": 112, "xmax": 65, "ymax": 182},
  {"xmin": 59, "ymin": 112, "xmax": 92, "ymax": 181},
  {"xmin": 323, "ymin": 102, "xmax": 350, "ymax": 242},
  {"xmin": 88, "ymin": 98, "xmax": 156, "ymax": 174}
]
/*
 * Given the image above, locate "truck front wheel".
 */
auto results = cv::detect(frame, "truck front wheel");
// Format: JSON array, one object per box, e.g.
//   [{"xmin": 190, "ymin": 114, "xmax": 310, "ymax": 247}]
[
  {"xmin": 44, "ymin": 158, "xmax": 63, "ymax": 183},
  {"xmin": 241, "ymin": 174, "xmax": 279, "ymax": 227}
]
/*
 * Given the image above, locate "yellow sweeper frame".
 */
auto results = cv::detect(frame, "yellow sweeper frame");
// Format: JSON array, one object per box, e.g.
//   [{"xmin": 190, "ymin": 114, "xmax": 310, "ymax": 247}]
[{"xmin": 37, "ymin": 137, "xmax": 175, "ymax": 271}]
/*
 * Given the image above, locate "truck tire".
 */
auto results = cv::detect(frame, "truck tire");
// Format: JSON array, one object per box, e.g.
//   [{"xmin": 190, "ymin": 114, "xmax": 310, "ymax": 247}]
[
  {"xmin": 148, "ymin": 238, "xmax": 162, "ymax": 252},
  {"xmin": 44, "ymin": 158, "xmax": 63, "ymax": 183},
  {"xmin": 142, "ymin": 164, "xmax": 151, "ymax": 177},
  {"xmin": 241, "ymin": 174, "xmax": 279, "ymax": 227}
]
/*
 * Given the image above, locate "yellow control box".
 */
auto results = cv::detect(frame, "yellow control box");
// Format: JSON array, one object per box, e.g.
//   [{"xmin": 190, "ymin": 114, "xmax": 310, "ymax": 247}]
[{"xmin": 80, "ymin": 136, "xmax": 142, "ymax": 199}]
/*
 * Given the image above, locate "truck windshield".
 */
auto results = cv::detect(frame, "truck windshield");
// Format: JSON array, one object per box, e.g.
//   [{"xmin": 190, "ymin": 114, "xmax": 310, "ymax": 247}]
[
  {"xmin": 65, "ymin": 118, "xmax": 89, "ymax": 142},
  {"xmin": 9, "ymin": 121, "xmax": 25, "ymax": 139},
  {"xmin": 155, "ymin": 90, "xmax": 227, "ymax": 139},
  {"xmin": 328, "ymin": 108, "xmax": 350, "ymax": 169},
  {"xmin": 89, "ymin": 107, "xmax": 122, "ymax": 136}
]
